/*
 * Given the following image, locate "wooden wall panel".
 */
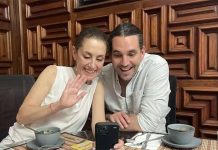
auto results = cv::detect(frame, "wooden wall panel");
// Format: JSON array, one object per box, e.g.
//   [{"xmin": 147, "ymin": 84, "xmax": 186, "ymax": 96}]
[
  {"xmin": 169, "ymin": 1, "xmax": 218, "ymax": 24},
  {"xmin": 0, "ymin": 0, "xmax": 20, "ymax": 74},
  {"xmin": 168, "ymin": 26, "xmax": 195, "ymax": 53},
  {"xmin": 142, "ymin": 6, "xmax": 167, "ymax": 54},
  {"xmin": 198, "ymin": 24, "xmax": 218, "ymax": 78},
  {"xmin": 165, "ymin": 55, "xmax": 195, "ymax": 79},
  {"xmin": 25, "ymin": 0, "xmax": 70, "ymax": 19},
  {"xmin": 0, "ymin": 30, "xmax": 12, "ymax": 61},
  {"xmin": 75, "ymin": 15, "xmax": 112, "ymax": 35},
  {"xmin": 26, "ymin": 27, "xmax": 40, "ymax": 60},
  {"xmin": 177, "ymin": 80, "xmax": 218, "ymax": 138},
  {"xmin": 21, "ymin": 0, "xmax": 72, "ymax": 76},
  {"xmin": 114, "ymin": 10, "xmax": 138, "ymax": 27}
]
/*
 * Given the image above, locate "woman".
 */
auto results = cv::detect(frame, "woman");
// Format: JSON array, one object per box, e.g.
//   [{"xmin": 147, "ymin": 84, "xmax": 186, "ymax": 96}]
[{"xmin": 1, "ymin": 28, "xmax": 123, "ymax": 149}]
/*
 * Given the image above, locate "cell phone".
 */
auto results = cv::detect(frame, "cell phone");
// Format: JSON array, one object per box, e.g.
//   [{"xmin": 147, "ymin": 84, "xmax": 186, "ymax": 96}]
[{"xmin": 95, "ymin": 122, "xmax": 119, "ymax": 150}]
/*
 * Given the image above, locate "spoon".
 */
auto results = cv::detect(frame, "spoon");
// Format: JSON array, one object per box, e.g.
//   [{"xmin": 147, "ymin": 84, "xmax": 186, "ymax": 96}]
[
  {"xmin": 19, "ymin": 123, "xmax": 40, "ymax": 133},
  {"xmin": 38, "ymin": 145, "xmax": 62, "ymax": 150},
  {"xmin": 126, "ymin": 132, "xmax": 143, "ymax": 143}
]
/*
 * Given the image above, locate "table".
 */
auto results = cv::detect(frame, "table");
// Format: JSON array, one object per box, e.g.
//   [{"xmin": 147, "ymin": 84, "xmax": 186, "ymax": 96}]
[{"xmin": 10, "ymin": 132, "xmax": 218, "ymax": 150}]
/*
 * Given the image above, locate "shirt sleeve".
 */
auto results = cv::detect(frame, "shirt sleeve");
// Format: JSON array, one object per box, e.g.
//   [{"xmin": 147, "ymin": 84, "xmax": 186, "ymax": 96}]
[{"xmin": 137, "ymin": 59, "xmax": 171, "ymax": 132}]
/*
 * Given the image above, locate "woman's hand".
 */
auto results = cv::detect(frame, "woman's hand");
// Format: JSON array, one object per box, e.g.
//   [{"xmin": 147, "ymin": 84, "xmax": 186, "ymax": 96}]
[
  {"xmin": 56, "ymin": 74, "xmax": 88, "ymax": 110},
  {"xmin": 114, "ymin": 139, "xmax": 125, "ymax": 150}
]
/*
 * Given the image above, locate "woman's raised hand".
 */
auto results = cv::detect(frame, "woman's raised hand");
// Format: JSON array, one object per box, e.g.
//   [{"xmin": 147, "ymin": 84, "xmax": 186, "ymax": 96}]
[{"xmin": 58, "ymin": 74, "xmax": 88, "ymax": 109}]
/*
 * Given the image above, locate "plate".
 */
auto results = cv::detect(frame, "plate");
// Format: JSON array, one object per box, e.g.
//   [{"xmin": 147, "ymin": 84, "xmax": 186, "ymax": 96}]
[
  {"xmin": 161, "ymin": 135, "xmax": 201, "ymax": 149},
  {"xmin": 26, "ymin": 138, "xmax": 64, "ymax": 150}
]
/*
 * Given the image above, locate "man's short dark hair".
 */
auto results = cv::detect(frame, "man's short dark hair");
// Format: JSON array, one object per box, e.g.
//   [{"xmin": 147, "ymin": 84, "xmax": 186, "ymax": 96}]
[{"xmin": 109, "ymin": 23, "xmax": 143, "ymax": 52}]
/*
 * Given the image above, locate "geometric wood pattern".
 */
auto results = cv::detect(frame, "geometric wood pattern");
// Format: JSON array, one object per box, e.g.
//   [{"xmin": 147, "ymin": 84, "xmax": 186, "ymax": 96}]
[
  {"xmin": 27, "ymin": 21, "xmax": 71, "ymax": 62},
  {"xmin": 75, "ymin": 15, "xmax": 112, "ymax": 35},
  {"xmin": 183, "ymin": 87, "xmax": 218, "ymax": 127},
  {"xmin": 0, "ymin": 1, "xmax": 10, "ymax": 21},
  {"xmin": 41, "ymin": 42, "xmax": 56, "ymax": 60},
  {"xmin": 56, "ymin": 41, "xmax": 74, "ymax": 66},
  {"xmin": 27, "ymin": 27, "xmax": 40, "ymax": 60},
  {"xmin": 25, "ymin": 0, "xmax": 70, "ymax": 19},
  {"xmin": 169, "ymin": 1, "xmax": 218, "ymax": 24},
  {"xmin": 142, "ymin": 6, "xmax": 167, "ymax": 54},
  {"xmin": 114, "ymin": 10, "xmax": 137, "ymax": 27},
  {"xmin": 19, "ymin": 0, "xmax": 72, "ymax": 75},
  {"xmin": 40, "ymin": 21, "xmax": 70, "ymax": 40},
  {"xmin": 0, "ymin": 31, "xmax": 12, "ymax": 61},
  {"xmin": 0, "ymin": 0, "xmax": 20, "ymax": 74},
  {"xmin": 177, "ymin": 80, "xmax": 218, "ymax": 138},
  {"xmin": 0, "ymin": 0, "xmax": 11, "ymax": 63},
  {"xmin": 165, "ymin": 55, "xmax": 195, "ymax": 79},
  {"xmin": 0, "ymin": 66, "xmax": 13, "ymax": 75},
  {"xmin": 169, "ymin": 26, "xmax": 195, "ymax": 53},
  {"xmin": 198, "ymin": 24, "xmax": 218, "ymax": 78}
]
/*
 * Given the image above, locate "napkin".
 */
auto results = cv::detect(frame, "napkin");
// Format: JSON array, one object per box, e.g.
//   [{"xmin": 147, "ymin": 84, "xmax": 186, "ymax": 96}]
[{"xmin": 125, "ymin": 133, "xmax": 164, "ymax": 150}]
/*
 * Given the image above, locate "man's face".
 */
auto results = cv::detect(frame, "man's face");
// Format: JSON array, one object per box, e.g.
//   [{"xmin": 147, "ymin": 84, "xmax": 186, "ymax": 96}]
[{"xmin": 111, "ymin": 35, "xmax": 145, "ymax": 82}]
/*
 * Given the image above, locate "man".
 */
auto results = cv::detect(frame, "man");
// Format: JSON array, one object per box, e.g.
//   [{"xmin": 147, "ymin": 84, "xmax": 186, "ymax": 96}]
[{"xmin": 100, "ymin": 23, "xmax": 170, "ymax": 133}]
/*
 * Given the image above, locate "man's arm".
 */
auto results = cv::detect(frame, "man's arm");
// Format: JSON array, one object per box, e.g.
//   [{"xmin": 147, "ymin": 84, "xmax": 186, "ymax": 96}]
[
  {"xmin": 137, "ymin": 61, "xmax": 170, "ymax": 132},
  {"xmin": 107, "ymin": 60, "xmax": 170, "ymax": 132}
]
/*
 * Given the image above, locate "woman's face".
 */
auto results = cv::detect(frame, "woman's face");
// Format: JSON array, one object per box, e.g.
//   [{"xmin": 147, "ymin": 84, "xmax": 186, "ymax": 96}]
[{"xmin": 73, "ymin": 38, "xmax": 107, "ymax": 81}]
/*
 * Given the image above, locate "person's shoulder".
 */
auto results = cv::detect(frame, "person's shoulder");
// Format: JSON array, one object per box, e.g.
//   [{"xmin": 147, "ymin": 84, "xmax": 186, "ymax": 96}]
[
  {"xmin": 42, "ymin": 65, "xmax": 73, "ymax": 77},
  {"xmin": 145, "ymin": 54, "xmax": 168, "ymax": 65},
  {"xmin": 55, "ymin": 65, "xmax": 72, "ymax": 70},
  {"xmin": 101, "ymin": 63, "xmax": 113, "ymax": 74},
  {"xmin": 36, "ymin": 65, "xmax": 57, "ymax": 84},
  {"xmin": 42, "ymin": 65, "xmax": 57, "ymax": 75}
]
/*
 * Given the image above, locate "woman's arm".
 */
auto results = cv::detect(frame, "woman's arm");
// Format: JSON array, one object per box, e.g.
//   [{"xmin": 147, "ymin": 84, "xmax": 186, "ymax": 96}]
[
  {"xmin": 17, "ymin": 65, "xmax": 88, "ymax": 125},
  {"xmin": 91, "ymin": 79, "xmax": 106, "ymax": 135},
  {"xmin": 16, "ymin": 65, "xmax": 58, "ymax": 125}
]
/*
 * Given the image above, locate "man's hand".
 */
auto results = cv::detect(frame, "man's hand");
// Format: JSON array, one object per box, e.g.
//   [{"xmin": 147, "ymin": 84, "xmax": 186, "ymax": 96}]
[
  {"xmin": 108, "ymin": 112, "xmax": 131, "ymax": 129},
  {"xmin": 114, "ymin": 139, "xmax": 124, "ymax": 150}
]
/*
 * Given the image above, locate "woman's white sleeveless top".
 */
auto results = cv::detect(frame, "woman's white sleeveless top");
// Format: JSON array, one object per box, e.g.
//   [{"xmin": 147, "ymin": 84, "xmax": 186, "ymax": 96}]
[{"xmin": 7, "ymin": 66, "xmax": 98, "ymax": 142}]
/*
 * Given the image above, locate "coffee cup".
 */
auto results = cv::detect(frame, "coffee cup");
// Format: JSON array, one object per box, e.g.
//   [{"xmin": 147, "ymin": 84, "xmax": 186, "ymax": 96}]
[
  {"xmin": 35, "ymin": 126, "xmax": 61, "ymax": 146},
  {"xmin": 167, "ymin": 124, "xmax": 195, "ymax": 145}
]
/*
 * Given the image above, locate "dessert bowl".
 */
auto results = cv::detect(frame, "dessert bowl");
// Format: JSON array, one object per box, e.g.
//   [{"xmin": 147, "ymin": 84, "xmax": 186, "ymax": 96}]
[{"xmin": 35, "ymin": 126, "xmax": 61, "ymax": 146}]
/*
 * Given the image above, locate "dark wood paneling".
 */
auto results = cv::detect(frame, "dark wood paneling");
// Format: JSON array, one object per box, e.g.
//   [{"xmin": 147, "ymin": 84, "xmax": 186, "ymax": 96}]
[
  {"xmin": 0, "ymin": 0, "xmax": 21, "ymax": 74},
  {"xmin": 198, "ymin": 23, "xmax": 218, "ymax": 78},
  {"xmin": 142, "ymin": 5, "xmax": 167, "ymax": 54},
  {"xmin": 169, "ymin": 1, "xmax": 218, "ymax": 24},
  {"xmin": 20, "ymin": 0, "xmax": 72, "ymax": 75},
  {"xmin": 177, "ymin": 80, "xmax": 218, "ymax": 137}
]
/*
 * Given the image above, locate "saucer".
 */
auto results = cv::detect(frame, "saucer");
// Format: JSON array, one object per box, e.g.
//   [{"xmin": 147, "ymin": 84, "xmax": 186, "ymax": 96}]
[
  {"xmin": 26, "ymin": 138, "xmax": 64, "ymax": 150},
  {"xmin": 161, "ymin": 135, "xmax": 201, "ymax": 149}
]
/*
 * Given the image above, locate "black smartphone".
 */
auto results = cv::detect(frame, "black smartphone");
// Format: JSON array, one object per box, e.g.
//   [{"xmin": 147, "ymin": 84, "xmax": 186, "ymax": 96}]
[{"xmin": 95, "ymin": 122, "xmax": 119, "ymax": 150}]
